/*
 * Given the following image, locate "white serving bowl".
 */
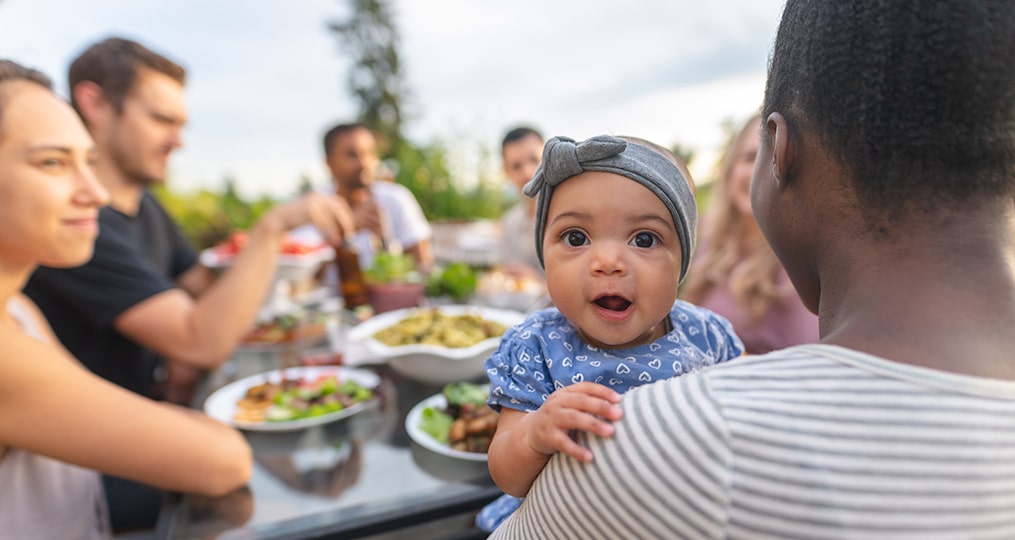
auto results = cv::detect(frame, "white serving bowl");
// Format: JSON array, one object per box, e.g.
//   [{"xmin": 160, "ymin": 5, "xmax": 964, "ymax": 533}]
[
  {"xmin": 346, "ymin": 305, "xmax": 525, "ymax": 385},
  {"xmin": 405, "ymin": 391, "xmax": 491, "ymax": 483}
]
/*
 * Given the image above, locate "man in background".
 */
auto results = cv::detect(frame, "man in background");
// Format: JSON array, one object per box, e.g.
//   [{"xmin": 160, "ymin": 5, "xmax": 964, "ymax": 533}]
[
  {"xmin": 318, "ymin": 122, "xmax": 433, "ymax": 271},
  {"xmin": 496, "ymin": 126, "xmax": 544, "ymax": 280},
  {"xmin": 23, "ymin": 36, "xmax": 353, "ymax": 533}
]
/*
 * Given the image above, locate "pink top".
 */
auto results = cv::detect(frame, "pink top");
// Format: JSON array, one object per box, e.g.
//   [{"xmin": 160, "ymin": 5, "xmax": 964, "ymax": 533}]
[{"xmin": 695, "ymin": 270, "xmax": 819, "ymax": 355}]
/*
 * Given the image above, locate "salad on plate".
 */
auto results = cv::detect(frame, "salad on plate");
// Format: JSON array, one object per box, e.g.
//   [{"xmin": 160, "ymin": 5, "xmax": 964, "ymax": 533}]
[
  {"xmin": 417, "ymin": 382, "xmax": 498, "ymax": 454},
  {"xmin": 204, "ymin": 366, "xmax": 381, "ymax": 432},
  {"xmin": 233, "ymin": 372, "xmax": 373, "ymax": 424}
]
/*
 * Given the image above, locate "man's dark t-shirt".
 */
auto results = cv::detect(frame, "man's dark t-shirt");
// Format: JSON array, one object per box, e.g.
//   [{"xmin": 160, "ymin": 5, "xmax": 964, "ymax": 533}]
[{"xmin": 23, "ymin": 191, "xmax": 197, "ymax": 398}]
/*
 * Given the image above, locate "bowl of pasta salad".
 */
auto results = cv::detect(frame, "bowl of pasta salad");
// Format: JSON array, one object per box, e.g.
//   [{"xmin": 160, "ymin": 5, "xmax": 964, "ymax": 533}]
[{"xmin": 346, "ymin": 305, "xmax": 524, "ymax": 385}]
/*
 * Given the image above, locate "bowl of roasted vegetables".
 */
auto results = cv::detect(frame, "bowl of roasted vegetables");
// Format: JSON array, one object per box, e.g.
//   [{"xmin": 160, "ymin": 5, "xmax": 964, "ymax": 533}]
[
  {"xmin": 405, "ymin": 382, "xmax": 497, "ymax": 482},
  {"xmin": 346, "ymin": 305, "xmax": 524, "ymax": 385}
]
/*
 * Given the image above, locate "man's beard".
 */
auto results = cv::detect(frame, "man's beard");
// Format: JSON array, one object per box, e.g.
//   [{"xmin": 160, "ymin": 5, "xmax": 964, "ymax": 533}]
[
  {"xmin": 346, "ymin": 171, "xmax": 371, "ymax": 190},
  {"xmin": 111, "ymin": 142, "xmax": 165, "ymax": 187}
]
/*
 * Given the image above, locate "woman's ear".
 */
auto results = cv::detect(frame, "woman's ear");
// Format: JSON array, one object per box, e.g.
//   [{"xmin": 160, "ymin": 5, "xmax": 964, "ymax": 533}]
[{"xmin": 766, "ymin": 112, "xmax": 796, "ymax": 186}]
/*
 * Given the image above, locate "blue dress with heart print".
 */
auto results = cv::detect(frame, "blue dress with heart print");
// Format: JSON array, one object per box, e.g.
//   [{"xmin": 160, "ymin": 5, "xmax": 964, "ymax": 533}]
[
  {"xmin": 485, "ymin": 301, "xmax": 744, "ymax": 414},
  {"xmin": 477, "ymin": 301, "xmax": 744, "ymax": 532}
]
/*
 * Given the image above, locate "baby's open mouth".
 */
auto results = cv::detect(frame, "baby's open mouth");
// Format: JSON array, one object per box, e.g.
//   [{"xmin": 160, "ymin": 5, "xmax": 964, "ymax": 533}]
[{"xmin": 594, "ymin": 295, "xmax": 632, "ymax": 312}]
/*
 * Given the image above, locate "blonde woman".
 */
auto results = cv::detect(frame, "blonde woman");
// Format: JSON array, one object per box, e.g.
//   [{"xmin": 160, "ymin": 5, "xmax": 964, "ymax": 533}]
[
  {"xmin": 0, "ymin": 60, "xmax": 251, "ymax": 539},
  {"xmin": 681, "ymin": 115, "xmax": 817, "ymax": 353}
]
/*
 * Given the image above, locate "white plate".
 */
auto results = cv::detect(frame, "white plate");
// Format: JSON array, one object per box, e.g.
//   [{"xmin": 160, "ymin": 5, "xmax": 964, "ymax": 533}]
[
  {"xmin": 199, "ymin": 244, "xmax": 334, "ymax": 269},
  {"xmin": 346, "ymin": 305, "xmax": 524, "ymax": 360},
  {"xmin": 203, "ymin": 366, "xmax": 380, "ymax": 432},
  {"xmin": 405, "ymin": 392, "xmax": 488, "ymax": 462},
  {"xmin": 200, "ymin": 244, "xmax": 334, "ymax": 283}
]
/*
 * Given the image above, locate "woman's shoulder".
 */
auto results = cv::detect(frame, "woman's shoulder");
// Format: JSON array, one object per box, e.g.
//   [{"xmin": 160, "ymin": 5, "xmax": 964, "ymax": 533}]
[{"xmin": 4, "ymin": 294, "xmax": 55, "ymax": 342}]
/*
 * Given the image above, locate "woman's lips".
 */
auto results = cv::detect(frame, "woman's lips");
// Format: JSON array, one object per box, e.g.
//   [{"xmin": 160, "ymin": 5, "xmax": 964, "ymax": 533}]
[{"xmin": 63, "ymin": 217, "xmax": 99, "ymax": 234}]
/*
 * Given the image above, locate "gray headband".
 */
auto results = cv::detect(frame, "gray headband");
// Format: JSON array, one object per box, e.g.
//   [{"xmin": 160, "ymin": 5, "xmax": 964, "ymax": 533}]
[{"xmin": 523, "ymin": 134, "xmax": 697, "ymax": 280}]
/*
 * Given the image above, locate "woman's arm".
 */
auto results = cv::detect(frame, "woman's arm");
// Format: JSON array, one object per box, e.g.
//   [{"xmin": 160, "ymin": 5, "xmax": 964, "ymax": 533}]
[
  {"xmin": 487, "ymin": 382, "xmax": 623, "ymax": 497},
  {"xmin": 0, "ymin": 321, "xmax": 251, "ymax": 496}
]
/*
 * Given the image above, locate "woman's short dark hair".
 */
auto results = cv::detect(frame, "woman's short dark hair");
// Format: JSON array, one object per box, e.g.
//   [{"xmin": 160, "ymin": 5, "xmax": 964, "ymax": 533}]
[{"xmin": 763, "ymin": 0, "xmax": 1015, "ymax": 215}]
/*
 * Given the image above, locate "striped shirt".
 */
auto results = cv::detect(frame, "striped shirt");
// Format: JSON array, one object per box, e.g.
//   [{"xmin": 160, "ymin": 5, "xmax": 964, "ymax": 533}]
[{"xmin": 489, "ymin": 344, "xmax": 1015, "ymax": 539}]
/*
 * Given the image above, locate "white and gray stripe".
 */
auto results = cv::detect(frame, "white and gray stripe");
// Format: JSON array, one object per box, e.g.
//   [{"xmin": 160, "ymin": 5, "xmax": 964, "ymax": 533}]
[{"xmin": 490, "ymin": 344, "xmax": 1015, "ymax": 540}]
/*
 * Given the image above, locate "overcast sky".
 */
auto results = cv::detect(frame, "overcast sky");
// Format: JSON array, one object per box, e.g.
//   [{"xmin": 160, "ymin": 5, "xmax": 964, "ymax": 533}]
[{"xmin": 0, "ymin": 0, "xmax": 785, "ymax": 198}]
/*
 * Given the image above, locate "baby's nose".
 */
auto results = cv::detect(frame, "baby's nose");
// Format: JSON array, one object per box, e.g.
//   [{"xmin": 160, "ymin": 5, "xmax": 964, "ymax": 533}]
[{"xmin": 590, "ymin": 243, "xmax": 627, "ymax": 275}]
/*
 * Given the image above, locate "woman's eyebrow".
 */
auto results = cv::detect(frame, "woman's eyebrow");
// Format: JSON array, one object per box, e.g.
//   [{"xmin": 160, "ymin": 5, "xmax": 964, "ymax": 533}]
[{"xmin": 25, "ymin": 144, "xmax": 74, "ymax": 155}]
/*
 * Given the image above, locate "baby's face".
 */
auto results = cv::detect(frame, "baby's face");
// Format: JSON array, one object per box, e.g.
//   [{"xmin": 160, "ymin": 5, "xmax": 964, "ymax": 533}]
[{"xmin": 542, "ymin": 171, "xmax": 683, "ymax": 349}]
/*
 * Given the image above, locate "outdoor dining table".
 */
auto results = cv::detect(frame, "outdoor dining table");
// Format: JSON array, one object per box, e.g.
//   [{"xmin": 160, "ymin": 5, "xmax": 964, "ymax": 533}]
[{"xmin": 153, "ymin": 338, "xmax": 502, "ymax": 539}]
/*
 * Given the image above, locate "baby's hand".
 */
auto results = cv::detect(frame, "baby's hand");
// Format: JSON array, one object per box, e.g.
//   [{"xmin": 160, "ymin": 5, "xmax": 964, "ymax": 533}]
[{"xmin": 526, "ymin": 382, "xmax": 623, "ymax": 463}]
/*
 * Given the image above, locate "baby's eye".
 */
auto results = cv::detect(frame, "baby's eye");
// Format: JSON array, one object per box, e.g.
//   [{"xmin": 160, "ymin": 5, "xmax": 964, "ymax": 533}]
[
  {"xmin": 630, "ymin": 232, "xmax": 659, "ymax": 248},
  {"xmin": 563, "ymin": 230, "xmax": 588, "ymax": 247}
]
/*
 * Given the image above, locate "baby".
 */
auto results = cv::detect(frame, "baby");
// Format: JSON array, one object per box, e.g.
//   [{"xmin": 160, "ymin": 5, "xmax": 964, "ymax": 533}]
[{"xmin": 479, "ymin": 134, "xmax": 745, "ymax": 531}]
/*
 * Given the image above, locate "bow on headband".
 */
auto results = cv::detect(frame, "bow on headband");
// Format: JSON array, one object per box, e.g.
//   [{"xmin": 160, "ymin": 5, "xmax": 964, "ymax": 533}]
[{"xmin": 522, "ymin": 134, "xmax": 697, "ymax": 281}]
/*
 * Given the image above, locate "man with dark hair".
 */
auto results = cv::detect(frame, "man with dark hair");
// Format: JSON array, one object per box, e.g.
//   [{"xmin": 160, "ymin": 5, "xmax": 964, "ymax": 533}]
[
  {"xmin": 312, "ymin": 121, "xmax": 432, "ymax": 270},
  {"xmin": 497, "ymin": 126, "xmax": 544, "ymax": 279},
  {"xmin": 23, "ymin": 36, "xmax": 353, "ymax": 532},
  {"xmin": 490, "ymin": 1, "xmax": 1015, "ymax": 537}
]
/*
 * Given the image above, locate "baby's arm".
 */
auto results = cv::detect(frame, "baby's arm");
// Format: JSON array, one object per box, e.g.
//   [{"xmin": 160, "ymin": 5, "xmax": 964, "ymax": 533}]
[{"xmin": 487, "ymin": 382, "xmax": 623, "ymax": 497}]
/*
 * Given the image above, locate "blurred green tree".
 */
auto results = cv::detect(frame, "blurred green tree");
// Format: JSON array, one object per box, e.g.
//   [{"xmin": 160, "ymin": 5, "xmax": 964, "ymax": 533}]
[
  {"xmin": 329, "ymin": 0, "xmax": 411, "ymax": 157},
  {"xmin": 670, "ymin": 142, "xmax": 696, "ymax": 166},
  {"xmin": 329, "ymin": 0, "xmax": 496, "ymax": 222},
  {"xmin": 153, "ymin": 176, "xmax": 277, "ymax": 250}
]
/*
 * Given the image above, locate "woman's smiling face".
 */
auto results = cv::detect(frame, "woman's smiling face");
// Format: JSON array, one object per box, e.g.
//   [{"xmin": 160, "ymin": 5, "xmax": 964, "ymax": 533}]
[
  {"xmin": 542, "ymin": 170, "xmax": 683, "ymax": 349},
  {"xmin": 0, "ymin": 81, "xmax": 108, "ymax": 270}
]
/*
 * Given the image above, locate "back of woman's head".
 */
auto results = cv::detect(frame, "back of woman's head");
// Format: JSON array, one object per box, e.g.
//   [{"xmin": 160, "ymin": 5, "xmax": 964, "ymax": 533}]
[{"xmin": 763, "ymin": 0, "xmax": 1015, "ymax": 216}]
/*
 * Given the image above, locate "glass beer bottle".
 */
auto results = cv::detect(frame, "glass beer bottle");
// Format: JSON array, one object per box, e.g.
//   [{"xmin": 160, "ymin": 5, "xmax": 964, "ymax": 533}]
[{"xmin": 334, "ymin": 240, "xmax": 370, "ymax": 310}]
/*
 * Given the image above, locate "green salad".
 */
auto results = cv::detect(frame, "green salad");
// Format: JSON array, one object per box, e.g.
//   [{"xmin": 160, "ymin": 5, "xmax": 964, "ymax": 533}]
[
  {"xmin": 267, "ymin": 375, "xmax": 374, "ymax": 422},
  {"xmin": 419, "ymin": 382, "xmax": 496, "ymax": 452},
  {"xmin": 236, "ymin": 374, "xmax": 375, "ymax": 424}
]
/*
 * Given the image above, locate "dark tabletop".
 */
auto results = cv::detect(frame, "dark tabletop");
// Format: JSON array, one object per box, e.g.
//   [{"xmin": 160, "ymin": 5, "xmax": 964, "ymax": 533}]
[{"xmin": 156, "ymin": 345, "xmax": 501, "ymax": 540}]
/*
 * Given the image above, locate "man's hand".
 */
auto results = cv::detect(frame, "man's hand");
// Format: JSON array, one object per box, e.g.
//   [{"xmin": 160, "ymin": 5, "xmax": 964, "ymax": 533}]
[
  {"xmin": 260, "ymin": 192, "xmax": 356, "ymax": 245},
  {"xmin": 350, "ymin": 194, "xmax": 385, "ymax": 241},
  {"xmin": 525, "ymin": 382, "xmax": 623, "ymax": 463}
]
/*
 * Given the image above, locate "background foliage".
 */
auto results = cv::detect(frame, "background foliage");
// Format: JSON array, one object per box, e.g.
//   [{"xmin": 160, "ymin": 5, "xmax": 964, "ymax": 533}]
[{"xmin": 157, "ymin": 0, "xmax": 705, "ymax": 250}]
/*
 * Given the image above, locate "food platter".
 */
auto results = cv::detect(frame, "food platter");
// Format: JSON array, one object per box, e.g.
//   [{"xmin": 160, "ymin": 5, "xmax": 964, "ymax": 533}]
[
  {"xmin": 348, "ymin": 305, "xmax": 521, "ymax": 359},
  {"xmin": 237, "ymin": 317, "xmax": 329, "ymax": 351},
  {"xmin": 199, "ymin": 237, "xmax": 334, "ymax": 282},
  {"xmin": 346, "ymin": 305, "xmax": 525, "ymax": 385},
  {"xmin": 203, "ymin": 366, "xmax": 380, "ymax": 432}
]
